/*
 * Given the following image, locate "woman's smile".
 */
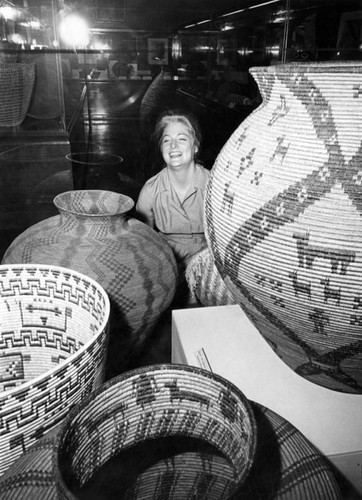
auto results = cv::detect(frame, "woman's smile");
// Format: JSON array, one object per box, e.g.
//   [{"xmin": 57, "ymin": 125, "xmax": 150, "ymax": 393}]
[{"xmin": 161, "ymin": 121, "xmax": 196, "ymax": 168}]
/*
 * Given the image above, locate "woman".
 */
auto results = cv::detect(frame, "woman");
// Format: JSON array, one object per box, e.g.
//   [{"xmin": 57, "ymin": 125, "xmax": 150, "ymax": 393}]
[{"xmin": 136, "ymin": 109, "xmax": 210, "ymax": 273}]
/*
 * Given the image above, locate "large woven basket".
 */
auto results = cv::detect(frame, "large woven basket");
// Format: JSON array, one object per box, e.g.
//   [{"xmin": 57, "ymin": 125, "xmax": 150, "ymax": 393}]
[
  {"xmin": 0, "ymin": 403, "xmax": 342, "ymax": 499},
  {"xmin": 55, "ymin": 364, "xmax": 257, "ymax": 499},
  {"xmin": 0, "ymin": 63, "xmax": 35, "ymax": 127},
  {"xmin": 205, "ymin": 62, "xmax": 362, "ymax": 393},
  {"xmin": 0, "ymin": 264, "xmax": 110, "ymax": 476}
]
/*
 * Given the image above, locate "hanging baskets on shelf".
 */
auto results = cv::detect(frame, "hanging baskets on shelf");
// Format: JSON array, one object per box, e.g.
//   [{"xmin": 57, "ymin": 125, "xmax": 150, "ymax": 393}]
[
  {"xmin": 0, "ymin": 63, "xmax": 35, "ymax": 127},
  {"xmin": 0, "ymin": 264, "xmax": 110, "ymax": 475}
]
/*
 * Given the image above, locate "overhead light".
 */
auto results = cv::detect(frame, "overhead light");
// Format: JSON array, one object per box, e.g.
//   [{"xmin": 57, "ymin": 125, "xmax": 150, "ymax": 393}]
[
  {"xmin": 221, "ymin": 0, "xmax": 281, "ymax": 18},
  {"xmin": 221, "ymin": 23, "xmax": 234, "ymax": 31},
  {"xmin": 59, "ymin": 14, "xmax": 90, "ymax": 48},
  {"xmin": 0, "ymin": 6, "xmax": 17, "ymax": 20},
  {"xmin": 197, "ymin": 18, "xmax": 211, "ymax": 25}
]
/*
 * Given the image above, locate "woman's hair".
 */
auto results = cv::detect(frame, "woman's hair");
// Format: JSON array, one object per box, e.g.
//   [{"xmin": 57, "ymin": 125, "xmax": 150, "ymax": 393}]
[{"xmin": 153, "ymin": 109, "xmax": 202, "ymax": 158}]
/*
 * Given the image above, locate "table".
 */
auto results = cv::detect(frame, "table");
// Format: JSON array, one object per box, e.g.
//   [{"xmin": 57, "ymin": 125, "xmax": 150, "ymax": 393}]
[{"xmin": 172, "ymin": 304, "xmax": 362, "ymax": 495}]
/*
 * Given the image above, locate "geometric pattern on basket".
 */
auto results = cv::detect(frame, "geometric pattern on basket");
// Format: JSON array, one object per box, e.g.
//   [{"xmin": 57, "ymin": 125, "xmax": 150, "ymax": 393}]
[
  {"xmin": 0, "ymin": 403, "xmax": 342, "ymax": 500},
  {"xmin": 55, "ymin": 365, "xmax": 257, "ymax": 499},
  {"xmin": 1, "ymin": 191, "xmax": 178, "ymax": 360},
  {"xmin": 185, "ymin": 247, "xmax": 237, "ymax": 307},
  {"xmin": 0, "ymin": 353, "xmax": 24, "ymax": 383},
  {"xmin": 205, "ymin": 62, "xmax": 362, "ymax": 393},
  {"xmin": 0, "ymin": 264, "xmax": 110, "ymax": 476}
]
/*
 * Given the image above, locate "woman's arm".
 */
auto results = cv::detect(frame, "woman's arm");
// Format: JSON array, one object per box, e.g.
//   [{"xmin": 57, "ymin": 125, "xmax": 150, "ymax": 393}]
[{"xmin": 136, "ymin": 185, "xmax": 155, "ymax": 227}]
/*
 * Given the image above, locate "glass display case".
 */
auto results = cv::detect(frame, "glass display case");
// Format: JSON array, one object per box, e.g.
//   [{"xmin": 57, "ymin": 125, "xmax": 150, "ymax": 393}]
[
  {"xmin": 0, "ymin": 0, "xmax": 360, "ymax": 257},
  {"xmin": 0, "ymin": 0, "xmax": 72, "ymax": 256}
]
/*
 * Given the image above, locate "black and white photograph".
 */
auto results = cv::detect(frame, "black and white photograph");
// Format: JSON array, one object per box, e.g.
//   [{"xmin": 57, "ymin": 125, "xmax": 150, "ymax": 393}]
[{"xmin": 0, "ymin": 1, "xmax": 361, "ymax": 499}]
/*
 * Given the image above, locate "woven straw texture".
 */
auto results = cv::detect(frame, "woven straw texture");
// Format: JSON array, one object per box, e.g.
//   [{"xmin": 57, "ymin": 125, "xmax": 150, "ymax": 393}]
[
  {"xmin": 0, "ymin": 63, "xmax": 35, "ymax": 126},
  {"xmin": 55, "ymin": 364, "xmax": 256, "ymax": 499},
  {"xmin": 0, "ymin": 400, "xmax": 341, "ymax": 499},
  {"xmin": 24, "ymin": 53, "xmax": 62, "ymax": 120},
  {"xmin": 140, "ymin": 69, "xmax": 176, "ymax": 135},
  {"xmin": 0, "ymin": 264, "xmax": 110, "ymax": 476},
  {"xmin": 185, "ymin": 247, "xmax": 237, "ymax": 307},
  {"xmin": 205, "ymin": 62, "xmax": 362, "ymax": 394},
  {"xmin": 2, "ymin": 190, "xmax": 178, "ymax": 375}
]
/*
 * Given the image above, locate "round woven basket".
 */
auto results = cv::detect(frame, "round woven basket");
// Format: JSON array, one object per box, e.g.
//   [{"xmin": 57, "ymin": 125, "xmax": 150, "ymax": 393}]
[
  {"xmin": 205, "ymin": 61, "xmax": 362, "ymax": 393},
  {"xmin": 0, "ymin": 264, "xmax": 110, "ymax": 475},
  {"xmin": 0, "ymin": 63, "xmax": 35, "ymax": 126},
  {"xmin": 2, "ymin": 190, "xmax": 178, "ymax": 378},
  {"xmin": 0, "ymin": 403, "xmax": 342, "ymax": 500},
  {"xmin": 54, "ymin": 364, "xmax": 257, "ymax": 499}
]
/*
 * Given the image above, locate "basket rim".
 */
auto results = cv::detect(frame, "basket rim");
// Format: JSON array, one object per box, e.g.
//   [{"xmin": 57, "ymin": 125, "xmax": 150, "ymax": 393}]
[
  {"xmin": 0, "ymin": 263, "xmax": 110, "ymax": 400},
  {"xmin": 54, "ymin": 362, "xmax": 258, "ymax": 497},
  {"xmin": 250, "ymin": 60, "xmax": 362, "ymax": 75},
  {"xmin": 0, "ymin": 62, "xmax": 35, "ymax": 69},
  {"xmin": 57, "ymin": 362, "xmax": 256, "ymax": 421},
  {"xmin": 53, "ymin": 190, "xmax": 135, "ymax": 217}
]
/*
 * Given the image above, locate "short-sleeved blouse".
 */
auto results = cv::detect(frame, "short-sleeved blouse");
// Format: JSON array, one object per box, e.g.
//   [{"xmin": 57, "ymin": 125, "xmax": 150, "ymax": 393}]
[
  {"xmin": 136, "ymin": 164, "xmax": 210, "ymax": 235},
  {"xmin": 136, "ymin": 164, "xmax": 210, "ymax": 266}
]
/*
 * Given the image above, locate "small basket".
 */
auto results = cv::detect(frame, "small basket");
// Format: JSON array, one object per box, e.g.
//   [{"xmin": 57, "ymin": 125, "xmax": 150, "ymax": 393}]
[
  {"xmin": 55, "ymin": 364, "xmax": 257, "ymax": 499},
  {"xmin": 0, "ymin": 264, "xmax": 110, "ymax": 475},
  {"xmin": 185, "ymin": 247, "xmax": 237, "ymax": 307},
  {"xmin": 0, "ymin": 63, "xmax": 35, "ymax": 126}
]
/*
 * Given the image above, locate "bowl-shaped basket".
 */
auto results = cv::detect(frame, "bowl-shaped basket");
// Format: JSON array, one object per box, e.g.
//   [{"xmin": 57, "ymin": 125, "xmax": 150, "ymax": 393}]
[
  {"xmin": 55, "ymin": 364, "xmax": 257, "ymax": 500},
  {"xmin": 0, "ymin": 264, "xmax": 110, "ymax": 475},
  {"xmin": 0, "ymin": 63, "xmax": 35, "ymax": 126}
]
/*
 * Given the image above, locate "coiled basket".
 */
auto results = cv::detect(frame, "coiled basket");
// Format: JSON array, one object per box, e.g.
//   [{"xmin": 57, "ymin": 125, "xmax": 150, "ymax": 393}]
[
  {"xmin": 0, "ymin": 63, "xmax": 35, "ymax": 126},
  {"xmin": 205, "ymin": 61, "xmax": 362, "ymax": 393},
  {"xmin": 0, "ymin": 264, "xmax": 110, "ymax": 475},
  {"xmin": 54, "ymin": 364, "xmax": 257, "ymax": 500}
]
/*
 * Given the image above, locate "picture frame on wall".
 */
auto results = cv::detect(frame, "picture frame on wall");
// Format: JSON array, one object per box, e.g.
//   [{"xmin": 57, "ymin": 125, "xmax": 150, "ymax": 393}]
[{"xmin": 147, "ymin": 38, "xmax": 168, "ymax": 65}]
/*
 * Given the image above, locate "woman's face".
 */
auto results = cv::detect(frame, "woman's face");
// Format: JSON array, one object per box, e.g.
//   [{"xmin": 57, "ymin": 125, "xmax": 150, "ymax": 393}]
[{"xmin": 160, "ymin": 121, "xmax": 197, "ymax": 169}]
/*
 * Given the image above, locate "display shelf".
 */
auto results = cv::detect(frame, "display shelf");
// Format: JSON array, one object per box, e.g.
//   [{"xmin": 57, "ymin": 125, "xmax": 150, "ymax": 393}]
[{"xmin": 172, "ymin": 304, "xmax": 362, "ymax": 496}]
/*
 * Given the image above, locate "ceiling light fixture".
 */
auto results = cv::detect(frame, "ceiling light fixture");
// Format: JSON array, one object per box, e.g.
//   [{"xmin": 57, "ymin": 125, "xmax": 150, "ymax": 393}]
[
  {"xmin": 197, "ymin": 18, "xmax": 211, "ymax": 25},
  {"xmin": 221, "ymin": 0, "xmax": 280, "ymax": 18}
]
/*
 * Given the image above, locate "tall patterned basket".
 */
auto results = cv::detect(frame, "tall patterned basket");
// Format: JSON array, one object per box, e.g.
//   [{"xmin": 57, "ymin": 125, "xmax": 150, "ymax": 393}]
[
  {"xmin": 0, "ymin": 63, "xmax": 35, "ymax": 126},
  {"xmin": 54, "ymin": 364, "xmax": 257, "ymax": 499},
  {"xmin": 205, "ymin": 62, "xmax": 362, "ymax": 394},
  {"xmin": 0, "ymin": 264, "xmax": 110, "ymax": 475},
  {"xmin": 2, "ymin": 190, "xmax": 178, "ymax": 377}
]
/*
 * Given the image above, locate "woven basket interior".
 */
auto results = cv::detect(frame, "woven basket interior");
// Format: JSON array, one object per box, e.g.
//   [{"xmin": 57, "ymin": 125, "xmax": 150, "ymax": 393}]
[
  {"xmin": 57, "ymin": 365, "xmax": 256, "ymax": 499},
  {"xmin": 0, "ymin": 265, "xmax": 109, "ymax": 392},
  {"xmin": 0, "ymin": 264, "xmax": 110, "ymax": 476}
]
